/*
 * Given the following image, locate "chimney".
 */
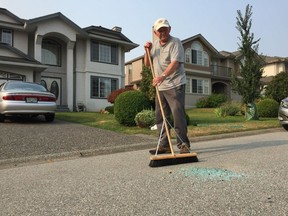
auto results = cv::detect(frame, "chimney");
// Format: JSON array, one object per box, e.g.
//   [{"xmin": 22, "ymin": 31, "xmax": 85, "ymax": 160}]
[{"xmin": 112, "ymin": 26, "xmax": 122, "ymax": 32}]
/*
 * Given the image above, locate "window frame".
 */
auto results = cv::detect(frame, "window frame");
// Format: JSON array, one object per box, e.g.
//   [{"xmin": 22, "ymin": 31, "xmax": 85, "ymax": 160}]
[
  {"xmin": 1, "ymin": 29, "xmax": 13, "ymax": 45},
  {"xmin": 185, "ymin": 41, "xmax": 209, "ymax": 66},
  {"xmin": 41, "ymin": 39, "xmax": 62, "ymax": 66},
  {"xmin": 90, "ymin": 76, "xmax": 118, "ymax": 99},
  {"xmin": 186, "ymin": 77, "xmax": 209, "ymax": 95},
  {"xmin": 91, "ymin": 40, "xmax": 118, "ymax": 65}
]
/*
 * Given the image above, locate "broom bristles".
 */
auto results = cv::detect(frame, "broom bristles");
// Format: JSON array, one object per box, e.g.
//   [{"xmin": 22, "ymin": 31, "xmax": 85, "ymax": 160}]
[{"xmin": 149, "ymin": 153, "xmax": 198, "ymax": 167}]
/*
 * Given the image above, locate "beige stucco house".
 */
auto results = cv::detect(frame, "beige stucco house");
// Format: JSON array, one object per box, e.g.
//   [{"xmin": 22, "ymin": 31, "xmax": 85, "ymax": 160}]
[
  {"xmin": 0, "ymin": 8, "xmax": 138, "ymax": 111},
  {"xmin": 125, "ymin": 32, "xmax": 288, "ymax": 108},
  {"xmin": 125, "ymin": 34, "xmax": 242, "ymax": 108}
]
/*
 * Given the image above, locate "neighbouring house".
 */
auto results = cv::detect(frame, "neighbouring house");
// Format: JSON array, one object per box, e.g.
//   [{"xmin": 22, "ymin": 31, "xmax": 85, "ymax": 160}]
[
  {"xmin": 261, "ymin": 56, "xmax": 288, "ymax": 86},
  {"xmin": 125, "ymin": 34, "xmax": 242, "ymax": 108},
  {"xmin": 125, "ymin": 33, "xmax": 286, "ymax": 108},
  {"xmin": 0, "ymin": 8, "xmax": 138, "ymax": 111}
]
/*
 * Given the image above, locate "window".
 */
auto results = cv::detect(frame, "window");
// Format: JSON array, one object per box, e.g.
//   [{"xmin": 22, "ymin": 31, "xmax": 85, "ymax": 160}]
[
  {"xmin": 185, "ymin": 41, "xmax": 209, "ymax": 66},
  {"xmin": 91, "ymin": 40, "xmax": 118, "ymax": 64},
  {"xmin": 0, "ymin": 71, "xmax": 25, "ymax": 81},
  {"xmin": 91, "ymin": 76, "xmax": 118, "ymax": 98},
  {"xmin": 203, "ymin": 52, "xmax": 209, "ymax": 66},
  {"xmin": 185, "ymin": 49, "xmax": 191, "ymax": 63},
  {"xmin": 41, "ymin": 39, "xmax": 61, "ymax": 66},
  {"xmin": 1, "ymin": 29, "xmax": 13, "ymax": 45},
  {"xmin": 186, "ymin": 77, "xmax": 209, "ymax": 94}
]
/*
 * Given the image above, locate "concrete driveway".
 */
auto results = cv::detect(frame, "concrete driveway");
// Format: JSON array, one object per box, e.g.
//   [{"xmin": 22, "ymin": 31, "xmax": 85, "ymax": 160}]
[
  {"xmin": 0, "ymin": 118, "xmax": 287, "ymax": 215},
  {"xmin": 0, "ymin": 117, "xmax": 157, "ymax": 168}
]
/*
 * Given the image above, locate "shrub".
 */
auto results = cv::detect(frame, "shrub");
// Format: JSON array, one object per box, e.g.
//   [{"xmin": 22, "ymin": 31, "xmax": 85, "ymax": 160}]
[
  {"xmin": 215, "ymin": 102, "xmax": 241, "ymax": 117},
  {"xmin": 134, "ymin": 109, "xmax": 156, "ymax": 128},
  {"xmin": 105, "ymin": 106, "xmax": 114, "ymax": 114},
  {"xmin": 256, "ymin": 98, "xmax": 279, "ymax": 117},
  {"xmin": 114, "ymin": 91, "xmax": 151, "ymax": 126},
  {"xmin": 196, "ymin": 97, "xmax": 209, "ymax": 108},
  {"xmin": 107, "ymin": 87, "xmax": 134, "ymax": 104},
  {"xmin": 265, "ymin": 71, "xmax": 288, "ymax": 103},
  {"xmin": 196, "ymin": 94, "xmax": 227, "ymax": 108}
]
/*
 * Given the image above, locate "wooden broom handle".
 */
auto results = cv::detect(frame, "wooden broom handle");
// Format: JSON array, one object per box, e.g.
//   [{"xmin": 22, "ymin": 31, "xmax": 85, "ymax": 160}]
[{"xmin": 145, "ymin": 48, "xmax": 175, "ymax": 155}]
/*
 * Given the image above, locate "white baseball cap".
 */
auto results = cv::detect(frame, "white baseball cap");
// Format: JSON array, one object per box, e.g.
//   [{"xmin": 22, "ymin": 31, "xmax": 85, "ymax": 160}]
[{"xmin": 153, "ymin": 18, "xmax": 170, "ymax": 31}]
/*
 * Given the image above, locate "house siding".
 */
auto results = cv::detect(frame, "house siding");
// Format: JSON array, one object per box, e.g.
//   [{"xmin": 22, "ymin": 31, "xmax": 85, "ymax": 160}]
[{"xmin": 0, "ymin": 8, "xmax": 138, "ymax": 112}]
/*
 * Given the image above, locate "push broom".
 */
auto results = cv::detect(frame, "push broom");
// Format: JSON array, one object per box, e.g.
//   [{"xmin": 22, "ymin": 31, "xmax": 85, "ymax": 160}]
[{"xmin": 145, "ymin": 48, "xmax": 198, "ymax": 167}]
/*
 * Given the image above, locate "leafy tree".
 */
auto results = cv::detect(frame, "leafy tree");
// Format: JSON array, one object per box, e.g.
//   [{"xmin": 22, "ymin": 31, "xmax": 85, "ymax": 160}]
[
  {"xmin": 231, "ymin": 4, "xmax": 264, "ymax": 120},
  {"xmin": 140, "ymin": 65, "xmax": 155, "ymax": 105},
  {"xmin": 265, "ymin": 71, "xmax": 288, "ymax": 103}
]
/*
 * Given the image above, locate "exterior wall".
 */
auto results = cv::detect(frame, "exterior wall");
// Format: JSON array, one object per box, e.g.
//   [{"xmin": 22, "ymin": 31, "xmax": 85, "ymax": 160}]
[
  {"xmin": 131, "ymin": 59, "xmax": 143, "ymax": 82},
  {"xmin": 263, "ymin": 62, "xmax": 285, "ymax": 77},
  {"xmin": 75, "ymin": 38, "xmax": 125, "ymax": 111},
  {"xmin": 13, "ymin": 30, "xmax": 28, "ymax": 54}
]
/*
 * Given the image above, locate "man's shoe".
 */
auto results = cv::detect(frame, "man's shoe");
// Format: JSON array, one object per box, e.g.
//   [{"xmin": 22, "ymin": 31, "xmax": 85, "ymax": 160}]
[
  {"xmin": 179, "ymin": 144, "xmax": 191, "ymax": 154},
  {"xmin": 149, "ymin": 146, "xmax": 171, "ymax": 155}
]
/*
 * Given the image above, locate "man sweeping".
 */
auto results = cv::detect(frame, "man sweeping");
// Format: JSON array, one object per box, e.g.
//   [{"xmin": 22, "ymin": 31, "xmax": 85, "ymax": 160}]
[{"xmin": 144, "ymin": 18, "xmax": 191, "ymax": 155}]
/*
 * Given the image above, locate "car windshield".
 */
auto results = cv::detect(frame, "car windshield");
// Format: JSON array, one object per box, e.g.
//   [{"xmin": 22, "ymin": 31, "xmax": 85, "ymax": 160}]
[{"xmin": 4, "ymin": 82, "xmax": 48, "ymax": 92}]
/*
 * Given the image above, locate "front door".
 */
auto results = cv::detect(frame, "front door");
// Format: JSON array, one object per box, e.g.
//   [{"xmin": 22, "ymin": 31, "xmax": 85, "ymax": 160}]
[{"xmin": 41, "ymin": 77, "xmax": 61, "ymax": 105}]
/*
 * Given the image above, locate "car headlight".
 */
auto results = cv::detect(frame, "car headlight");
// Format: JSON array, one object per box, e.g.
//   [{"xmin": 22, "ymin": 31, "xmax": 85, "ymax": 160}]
[{"xmin": 280, "ymin": 100, "xmax": 288, "ymax": 108}]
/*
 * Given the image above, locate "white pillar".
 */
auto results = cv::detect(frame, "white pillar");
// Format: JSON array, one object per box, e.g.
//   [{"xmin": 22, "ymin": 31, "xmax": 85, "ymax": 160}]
[
  {"xmin": 66, "ymin": 41, "xmax": 75, "ymax": 111},
  {"xmin": 34, "ymin": 34, "xmax": 43, "ymax": 82}
]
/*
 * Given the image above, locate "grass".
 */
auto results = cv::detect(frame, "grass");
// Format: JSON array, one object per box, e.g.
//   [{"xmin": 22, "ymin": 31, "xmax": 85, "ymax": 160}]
[{"xmin": 55, "ymin": 108, "xmax": 280, "ymax": 137}]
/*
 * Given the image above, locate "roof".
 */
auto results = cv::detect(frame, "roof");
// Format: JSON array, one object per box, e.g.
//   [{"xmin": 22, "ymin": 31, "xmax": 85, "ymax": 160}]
[
  {"xmin": 182, "ymin": 34, "xmax": 220, "ymax": 56},
  {"xmin": 26, "ymin": 12, "xmax": 87, "ymax": 36},
  {"xmin": 0, "ymin": 8, "xmax": 25, "ymax": 24},
  {"xmin": 84, "ymin": 26, "xmax": 139, "ymax": 52},
  {"xmin": 0, "ymin": 42, "xmax": 46, "ymax": 71},
  {"xmin": 262, "ymin": 56, "xmax": 288, "ymax": 64}
]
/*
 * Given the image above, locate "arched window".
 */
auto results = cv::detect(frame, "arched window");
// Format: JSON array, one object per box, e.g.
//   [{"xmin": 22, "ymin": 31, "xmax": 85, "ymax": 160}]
[
  {"xmin": 41, "ymin": 39, "xmax": 61, "ymax": 66},
  {"xmin": 192, "ymin": 41, "xmax": 203, "ymax": 65},
  {"xmin": 185, "ymin": 41, "xmax": 210, "ymax": 67}
]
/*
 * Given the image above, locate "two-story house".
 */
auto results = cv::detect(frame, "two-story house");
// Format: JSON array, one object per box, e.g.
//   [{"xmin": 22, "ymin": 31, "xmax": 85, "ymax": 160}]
[
  {"xmin": 125, "ymin": 34, "xmax": 242, "ymax": 108},
  {"xmin": 0, "ymin": 8, "xmax": 138, "ymax": 111},
  {"xmin": 261, "ymin": 56, "xmax": 288, "ymax": 86}
]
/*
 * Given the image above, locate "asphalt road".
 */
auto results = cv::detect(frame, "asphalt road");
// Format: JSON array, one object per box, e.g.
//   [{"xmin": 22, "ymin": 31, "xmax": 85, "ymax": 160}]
[{"xmin": 0, "ymin": 117, "xmax": 287, "ymax": 215}]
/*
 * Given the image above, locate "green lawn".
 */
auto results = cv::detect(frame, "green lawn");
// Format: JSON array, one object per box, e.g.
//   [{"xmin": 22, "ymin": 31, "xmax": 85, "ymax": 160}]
[{"xmin": 56, "ymin": 108, "xmax": 280, "ymax": 137}]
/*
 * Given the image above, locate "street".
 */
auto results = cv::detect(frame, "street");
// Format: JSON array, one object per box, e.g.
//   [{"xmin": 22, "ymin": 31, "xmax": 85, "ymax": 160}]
[{"xmin": 0, "ymin": 127, "xmax": 287, "ymax": 215}]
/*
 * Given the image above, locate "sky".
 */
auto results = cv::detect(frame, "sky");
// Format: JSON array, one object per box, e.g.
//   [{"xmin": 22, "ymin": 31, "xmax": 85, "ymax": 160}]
[{"xmin": 2, "ymin": 0, "xmax": 288, "ymax": 61}]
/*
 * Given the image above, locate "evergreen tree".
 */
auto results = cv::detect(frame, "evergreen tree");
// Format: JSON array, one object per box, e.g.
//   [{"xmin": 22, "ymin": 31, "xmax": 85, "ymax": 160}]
[{"xmin": 232, "ymin": 4, "xmax": 264, "ymax": 120}]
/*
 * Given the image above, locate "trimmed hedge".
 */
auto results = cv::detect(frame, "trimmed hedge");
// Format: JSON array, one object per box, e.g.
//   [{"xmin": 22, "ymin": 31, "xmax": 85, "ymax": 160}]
[
  {"xmin": 114, "ymin": 91, "xmax": 151, "ymax": 126},
  {"xmin": 196, "ymin": 94, "xmax": 227, "ymax": 108},
  {"xmin": 256, "ymin": 98, "xmax": 279, "ymax": 117}
]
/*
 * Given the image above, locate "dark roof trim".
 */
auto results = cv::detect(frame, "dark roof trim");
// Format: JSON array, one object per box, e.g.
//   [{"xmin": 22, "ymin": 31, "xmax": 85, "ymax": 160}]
[
  {"xmin": 27, "ymin": 12, "xmax": 87, "ymax": 36},
  {"xmin": 0, "ymin": 8, "xmax": 25, "ymax": 24},
  {"xmin": 0, "ymin": 42, "xmax": 43, "ymax": 65},
  {"xmin": 182, "ymin": 33, "xmax": 220, "ymax": 55},
  {"xmin": 85, "ymin": 26, "xmax": 139, "ymax": 52},
  {"xmin": 84, "ymin": 25, "xmax": 132, "ymax": 43}
]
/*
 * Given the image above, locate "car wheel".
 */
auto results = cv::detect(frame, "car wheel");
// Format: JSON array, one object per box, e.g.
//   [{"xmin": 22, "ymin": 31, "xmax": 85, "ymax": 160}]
[
  {"xmin": 0, "ymin": 114, "xmax": 4, "ymax": 123},
  {"xmin": 45, "ymin": 113, "xmax": 55, "ymax": 122},
  {"xmin": 282, "ymin": 124, "xmax": 288, "ymax": 131}
]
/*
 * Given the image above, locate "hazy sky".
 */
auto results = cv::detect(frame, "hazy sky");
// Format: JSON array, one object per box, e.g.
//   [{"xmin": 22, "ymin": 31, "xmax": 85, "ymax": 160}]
[{"xmin": 2, "ymin": 0, "xmax": 287, "ymax": 61}]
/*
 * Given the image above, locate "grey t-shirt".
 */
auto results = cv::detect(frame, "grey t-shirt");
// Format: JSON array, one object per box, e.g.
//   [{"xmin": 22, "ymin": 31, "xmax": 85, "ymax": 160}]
[{"xmin": 151, "ymin": 36, "xmax": 186, "ymax": 91}]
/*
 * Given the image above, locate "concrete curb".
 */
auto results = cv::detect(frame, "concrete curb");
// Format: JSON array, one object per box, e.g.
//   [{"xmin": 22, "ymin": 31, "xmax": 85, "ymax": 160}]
[{"xmin": 0, "ymin": 128, "xmax": 283, "ymax": 169}]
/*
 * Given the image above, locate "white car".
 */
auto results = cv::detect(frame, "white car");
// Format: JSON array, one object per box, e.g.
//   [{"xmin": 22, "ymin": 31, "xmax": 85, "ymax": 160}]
[
  {"xmin": 0, "ymin": 81, "xmax": 56, "ymax": 122},
  {"xmin": 278, "ymin": 97, "xmax": 288, "ymax": 131}
]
